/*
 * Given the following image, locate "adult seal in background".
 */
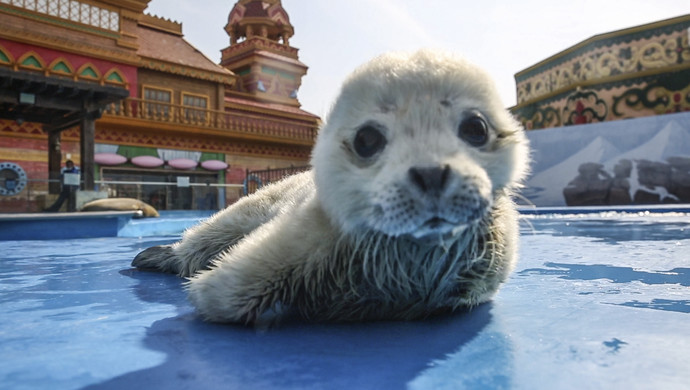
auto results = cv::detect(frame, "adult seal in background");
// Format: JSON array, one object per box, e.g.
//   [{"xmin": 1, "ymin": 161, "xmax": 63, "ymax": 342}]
[
  {"xmin": 132, "ymin": 50, "xmax": 530, "ymax": 325},
  {"xmin": 81, "ymin": 198, "xmax": 159, "ymax": 218}
]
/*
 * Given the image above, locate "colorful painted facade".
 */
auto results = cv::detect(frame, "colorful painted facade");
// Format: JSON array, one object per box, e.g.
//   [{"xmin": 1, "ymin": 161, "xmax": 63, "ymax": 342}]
[
  {"xmin": 0, "ymin": 0, "xmax": 319, "ymax": 212},
  {"xmin": 511, "ymin": 14, "xmax": 690, "ymax": 130}
]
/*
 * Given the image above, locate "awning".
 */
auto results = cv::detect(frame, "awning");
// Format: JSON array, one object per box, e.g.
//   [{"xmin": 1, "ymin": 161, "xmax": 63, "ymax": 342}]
[
  {"xmin": 0, "ymin": 67, "xmax": 129, "ymax": 132},
  {"xmin": 0, "ymin": 66, "xmax": 130, "ymax": 192}
]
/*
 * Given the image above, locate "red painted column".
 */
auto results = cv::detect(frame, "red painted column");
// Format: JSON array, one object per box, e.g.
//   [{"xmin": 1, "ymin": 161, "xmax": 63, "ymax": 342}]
[
  {"xmin": 47, "ymin": 129, "xmax": 61, "ymax": 194},
  {"xmin": 80, "ymin": 116, "xmax": 95, "ymax": 191}
]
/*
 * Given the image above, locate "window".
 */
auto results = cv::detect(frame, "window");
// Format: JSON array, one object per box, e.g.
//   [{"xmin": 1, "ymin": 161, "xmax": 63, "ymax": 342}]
[
  {"xmin": 143, "ymin": 87, "xmax": 172, "ymax": 120},
  {"xmin": 182, "ymin": 93, "xmax": 208, "ymax": 124}
]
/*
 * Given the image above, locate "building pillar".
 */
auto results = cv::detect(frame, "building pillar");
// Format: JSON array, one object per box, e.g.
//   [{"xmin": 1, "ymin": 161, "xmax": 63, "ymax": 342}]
[
  {"xmin": 47, "ymin": 129, "xmax": 62, "ymax": 194},
  {"xmin": 80, "ymin": 115, "xmax": 96, "ymax": 191}
]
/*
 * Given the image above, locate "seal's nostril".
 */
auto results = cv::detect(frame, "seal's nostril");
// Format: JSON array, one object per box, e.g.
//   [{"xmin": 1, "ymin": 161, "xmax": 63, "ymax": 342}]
[
  {"xmin": 408, "ymin": 167, "xmax": 427, "ymax": 192},
  {"xmin": 440, "ymin": 164, "xmax": 451, "ymax": 189},
  {"xmin": 408, "ymin": 165, "xmax": 451, "ymax": 193}
]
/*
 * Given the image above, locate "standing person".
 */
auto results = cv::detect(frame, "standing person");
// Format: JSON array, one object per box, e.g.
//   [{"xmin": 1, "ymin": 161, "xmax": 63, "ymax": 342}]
[{"xmin": 45, "ymin": 160, "xmax": 80, "ymax": 212}]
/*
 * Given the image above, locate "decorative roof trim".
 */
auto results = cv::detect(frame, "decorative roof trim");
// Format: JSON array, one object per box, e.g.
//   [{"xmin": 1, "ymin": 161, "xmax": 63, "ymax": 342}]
[
  {"xmin": 224, "ymin": 94, "xmax": 320, "ymax": 121},
  {"xmin": 99, "ymin": 0, "xmax": 150, "ymax": 14},
  {"xmin": 48, "ymin": 57, "xmax": 75, "ymax": 76},
  {"xmin": 104, "ymin": 68, "xmax": 128, "ymax": 86},
  {"xmin": 0, "ymin": 44, "xmax": 14, "ymax": 65},
  {"xmin": 515, "ymin": 14, "xmax": 690, "ymax": 82},
  {"xmin": 139, "ymin": 57, "xmax": 237, "ymax": 85},
  {"xmin": 76, "ymin": 62, "xmax": 102, "ymax": 82},
  {"xmin": 17, "ymin": 51, "xmax": 45, "ymax": 72},
  {"xmin": 140, "ymin": 13, "xmax": 183, "ymax": 36}
]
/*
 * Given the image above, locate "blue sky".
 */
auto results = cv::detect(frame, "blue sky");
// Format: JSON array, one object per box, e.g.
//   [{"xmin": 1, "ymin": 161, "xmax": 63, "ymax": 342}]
[{"xmin": 146, "ymin": 0, "xmax": 689, "ymax": 117}]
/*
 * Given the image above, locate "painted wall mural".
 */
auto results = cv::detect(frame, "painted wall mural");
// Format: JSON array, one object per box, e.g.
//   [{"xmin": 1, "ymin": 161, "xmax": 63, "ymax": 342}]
[{"xmin": 522, "ymin": 111, "xmax": 690, "ymax": 207}]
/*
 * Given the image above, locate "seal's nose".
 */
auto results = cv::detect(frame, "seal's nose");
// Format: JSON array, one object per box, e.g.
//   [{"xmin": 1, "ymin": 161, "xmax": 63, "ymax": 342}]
[{"xmin": 408, "ymin": 165, "xmax": 451, "ymax": 194}]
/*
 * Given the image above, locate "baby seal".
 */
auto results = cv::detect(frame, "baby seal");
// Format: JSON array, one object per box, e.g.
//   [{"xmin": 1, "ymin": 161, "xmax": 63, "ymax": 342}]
[
  {"xmin": 132, "ymin": 50, "xmax": 530, "ymax": 325},
  {"xmin": 81, "ymin": 198, "xmax": 159, "ymax": 217}
]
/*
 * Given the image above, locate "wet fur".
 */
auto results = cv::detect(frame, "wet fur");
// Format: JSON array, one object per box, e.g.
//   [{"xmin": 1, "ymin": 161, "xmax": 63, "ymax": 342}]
[{"xmin": 132, "ymin": 50, "xmax": 529, "ymax": 325}]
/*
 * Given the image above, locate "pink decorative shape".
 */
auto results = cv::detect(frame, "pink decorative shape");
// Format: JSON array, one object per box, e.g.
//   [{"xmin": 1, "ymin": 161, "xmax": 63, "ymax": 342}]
[
  {"xmin": 94, "ymin": 153, "xmax": 127, "ymax": 166},
  {"xmin": 131, "ymin": 155, "xmax": 164, "ymax": 168},
  {"xmin": 168, "ymin": 158, "xmax": 198, "ymax": 170},
  {"xmin": 200, "ymin": 160, "xmax": 228, "ymax": 171}
]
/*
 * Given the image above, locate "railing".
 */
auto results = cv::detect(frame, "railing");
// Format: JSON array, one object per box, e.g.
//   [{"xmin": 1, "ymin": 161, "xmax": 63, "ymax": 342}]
[
  {"xmin": 222, "ymin": 37, "xmax": 299, "ymax": 58},
  {"xmin": 103, "ymin": 97, "xmax": 317, "ymax": 143},
  {"xmin": 0, "ymin": 165, "xmax": 311, "ymax": 212},
  {"xmin": 0, "ymin": 172, "xmax": 244, "ymax": 213},
  {"xmin": 95, "ymin": 178, "xmax": 243, "ymax": 212},
  {"xmin": 244, "ymin": 165, "xmax": 310, "ymax": 195}
]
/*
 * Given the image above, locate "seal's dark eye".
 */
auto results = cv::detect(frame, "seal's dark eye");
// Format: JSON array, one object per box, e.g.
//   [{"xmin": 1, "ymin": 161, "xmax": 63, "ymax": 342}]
[
  {"xmin": 458, "ymin": 115, "xmax": 489, "ymax": 147},
  {"xmin": 353, "ymin": 125, "xmax": 387, "ymax": 158}
]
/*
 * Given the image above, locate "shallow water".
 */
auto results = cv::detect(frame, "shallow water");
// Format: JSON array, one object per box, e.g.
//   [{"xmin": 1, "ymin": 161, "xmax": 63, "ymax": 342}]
[{"xmin": 0, "ymin": 211, "xmax": 688, "ymax": 389}]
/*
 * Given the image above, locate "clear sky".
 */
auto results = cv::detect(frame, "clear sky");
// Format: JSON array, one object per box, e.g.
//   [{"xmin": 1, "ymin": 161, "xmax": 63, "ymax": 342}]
[{"xmin": 145, "ymin": 0, "xmax": 689, "ymax": 117}]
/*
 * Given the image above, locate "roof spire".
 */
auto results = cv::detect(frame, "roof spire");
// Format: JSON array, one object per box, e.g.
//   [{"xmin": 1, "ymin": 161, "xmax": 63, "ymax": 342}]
[
  {"xmin": 221, "ymin": 0, "xmax": 307, "ymax": 107},
  {"xmin": 225, "ymin": 0, "xmax": 294, "ymax": 46}
]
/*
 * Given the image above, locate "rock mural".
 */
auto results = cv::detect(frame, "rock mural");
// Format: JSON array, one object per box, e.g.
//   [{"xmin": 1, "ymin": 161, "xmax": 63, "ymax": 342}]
[
  {"xmin": 522, "ymin": 111, "xmax": 690, "ymax": 207},
  {"xmin": 563, "ymin": 157, "xmax": 690, "ymax": 206}
]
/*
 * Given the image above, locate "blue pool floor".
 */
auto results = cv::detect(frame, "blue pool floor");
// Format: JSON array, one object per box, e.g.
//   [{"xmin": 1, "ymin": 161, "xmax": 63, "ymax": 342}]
[{"xmin": 0, "ymin": 211, "xmax": 689, "ymax": 389}]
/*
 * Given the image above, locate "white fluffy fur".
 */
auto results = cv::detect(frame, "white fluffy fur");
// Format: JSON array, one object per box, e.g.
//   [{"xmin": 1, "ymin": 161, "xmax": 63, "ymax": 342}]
[{"xmin": 132, "ymin": 50, "xmax": 530, "ymax": 325}]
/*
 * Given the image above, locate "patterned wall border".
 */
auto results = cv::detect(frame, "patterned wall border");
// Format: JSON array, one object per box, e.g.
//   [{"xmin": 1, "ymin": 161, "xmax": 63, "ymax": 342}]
[
  {"xmin": 91, "ymin": 127, "xmax": 312, "ymax": 161},
  {"xmin": 0, "ymin": 16, "xmax": 139, "ymax": 66},
  {"xmin": 512, "ymin": 68, "xmax": 690, "ymax": 130},
  {"xmin": 0, "ymin": 40, "xmax": 134, "ymax": 88},
  {"xmin": 515, "ymin": 15, "xmax": 690, "ymax": 105},
  {"xmin": 0, "ymin": 120, "xmax": 311, "ymax": 161}
]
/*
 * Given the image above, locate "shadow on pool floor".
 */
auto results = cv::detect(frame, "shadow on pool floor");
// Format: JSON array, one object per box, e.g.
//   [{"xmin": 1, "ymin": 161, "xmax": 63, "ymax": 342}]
[{"xmin": 82, "ymin": 271, "xmax": 498, "ymax": 390}]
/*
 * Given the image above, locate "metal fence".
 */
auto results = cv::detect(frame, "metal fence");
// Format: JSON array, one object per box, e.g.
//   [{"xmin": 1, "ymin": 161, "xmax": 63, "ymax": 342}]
[
  {"xmin": 1, "ymin": 164, "xmax": 311, "ymax": 213},
  {"xmin": 0, "ymin": 167, "xmax": 243, "ymax": 213},
  {"xmin": 243, "ymin": 165, "xmax": 310, "ymax": 195},
  {"xmin": 97, "ymin": 169, "xmax": 244, "ymax": 212}
]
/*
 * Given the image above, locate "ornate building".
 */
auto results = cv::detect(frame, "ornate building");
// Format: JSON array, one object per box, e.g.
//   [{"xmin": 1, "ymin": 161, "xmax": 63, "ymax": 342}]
[
  {"xmin": 514, "ymin": 14, "xmax": 690, "ymax": 209},
  {"xmin": 511, "ymin": 14, "xmax": 690, "ymax": 130},
  {"xmin": 0, "ymin": 0, "xmax": 319, "ymax": 212}
]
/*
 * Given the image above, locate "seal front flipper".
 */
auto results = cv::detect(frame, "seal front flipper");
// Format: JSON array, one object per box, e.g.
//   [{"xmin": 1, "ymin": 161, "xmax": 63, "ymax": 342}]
[{"xmin": 132, "ymin": 245, "xmax": 182, "ymax": 275}]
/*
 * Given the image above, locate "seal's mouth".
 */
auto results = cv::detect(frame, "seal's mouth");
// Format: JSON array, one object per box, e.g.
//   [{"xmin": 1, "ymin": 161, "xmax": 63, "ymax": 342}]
[
  {"xmin": 422, "ymin": 217, "xmax": 450, "ymax": 229},
  {"xmin": 410, "ymin": 216, "xmax": 465, "ymax": 240}
]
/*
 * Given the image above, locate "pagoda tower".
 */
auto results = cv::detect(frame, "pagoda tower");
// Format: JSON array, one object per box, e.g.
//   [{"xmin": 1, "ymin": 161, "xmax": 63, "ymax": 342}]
[{"xmin": 221, "ymin": 0, "xmax": 307, "ymax": 107}]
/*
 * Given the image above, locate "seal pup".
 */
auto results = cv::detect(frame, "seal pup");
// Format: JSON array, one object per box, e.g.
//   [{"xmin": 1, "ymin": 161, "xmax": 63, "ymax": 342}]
[
  {"xmin": 133, "ymin": 50, "xmax": 530, "ymax": 324},
  {"xmin": 81, "ymin": 197, "xmax": 159, "ymax": 217}
]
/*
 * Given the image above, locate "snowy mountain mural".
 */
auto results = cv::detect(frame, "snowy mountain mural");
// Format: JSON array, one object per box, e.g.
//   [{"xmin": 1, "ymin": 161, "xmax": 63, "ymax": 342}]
[{"xmin": 521, "ymin": 111, "xmax": 690, "ymax": 207}]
